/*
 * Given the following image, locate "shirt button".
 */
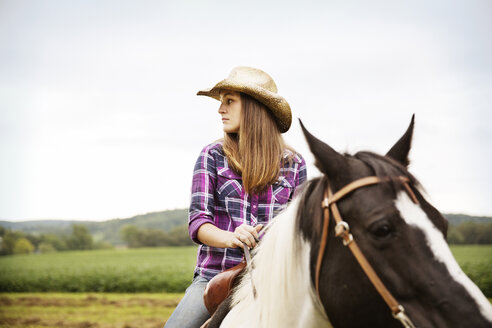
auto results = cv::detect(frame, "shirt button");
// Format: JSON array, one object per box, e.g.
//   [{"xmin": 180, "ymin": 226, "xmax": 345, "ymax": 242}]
[{"xmin": 253, "ymin": 205, "xmax": 256, "ymax": 208}]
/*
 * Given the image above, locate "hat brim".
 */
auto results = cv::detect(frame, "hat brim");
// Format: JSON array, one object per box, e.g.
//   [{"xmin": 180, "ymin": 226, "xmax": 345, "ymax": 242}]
[{"xmin": 197, "ymin": 79, "xmax": 292, "ymax": 133}]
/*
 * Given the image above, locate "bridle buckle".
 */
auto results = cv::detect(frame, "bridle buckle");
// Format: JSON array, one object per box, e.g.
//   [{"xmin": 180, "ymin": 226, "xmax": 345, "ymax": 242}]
[
  {"xmin": 335, "ymin": 221, "xmax": 353, "ymax": 246},
  {"xmin": 392, "ymin": 305, "xmax": 416, "ymax": 328},
  {"xmin": 321, "ymin": 197, "xmax": 329, "ymax": 208}
]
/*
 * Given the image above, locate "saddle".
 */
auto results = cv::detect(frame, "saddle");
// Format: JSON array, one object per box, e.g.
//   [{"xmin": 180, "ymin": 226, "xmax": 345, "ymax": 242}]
[{"xmin": 203, "ymin": 260, "xmax": 246, "ymax": 315}]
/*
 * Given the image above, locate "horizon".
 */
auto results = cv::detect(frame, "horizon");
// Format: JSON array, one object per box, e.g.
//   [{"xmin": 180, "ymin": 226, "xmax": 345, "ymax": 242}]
[{"xmin": 2, "ymin": 209, "xmax": 492, "ymax": 224}]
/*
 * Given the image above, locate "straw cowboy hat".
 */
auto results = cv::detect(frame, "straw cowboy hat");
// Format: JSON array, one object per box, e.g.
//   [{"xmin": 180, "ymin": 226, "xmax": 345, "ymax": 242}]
[{"xmin": 197, "ymin": 66, "xmax": 292, "ymax": 133}]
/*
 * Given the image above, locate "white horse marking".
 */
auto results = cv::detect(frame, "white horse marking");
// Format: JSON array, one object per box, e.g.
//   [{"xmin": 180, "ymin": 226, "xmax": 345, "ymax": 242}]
[{"xmin": 395, "ymin": 191, "xmax": 492, "ymax": 322}]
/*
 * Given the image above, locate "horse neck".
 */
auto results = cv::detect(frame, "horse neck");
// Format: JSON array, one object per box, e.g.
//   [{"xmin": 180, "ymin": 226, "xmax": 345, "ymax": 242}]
[{"xmin": 231, "ymin": 197, "xmax": 330, "ymax": 327}]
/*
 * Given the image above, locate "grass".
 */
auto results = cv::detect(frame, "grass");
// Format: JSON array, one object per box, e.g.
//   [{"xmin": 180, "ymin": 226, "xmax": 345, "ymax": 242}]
[
  {"xmin": 450, "ymin": 245, "xmax": 492, "ymax": 264},
  {"xmin": 450, "ymin": 245, "xmax": 492, "ymax": 297},
  {"xmin": 0, "ymin": 292, "xmax": 183, "ymax": 328}
]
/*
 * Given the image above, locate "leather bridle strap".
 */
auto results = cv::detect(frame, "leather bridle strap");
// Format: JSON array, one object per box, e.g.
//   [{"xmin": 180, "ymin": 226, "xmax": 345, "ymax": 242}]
[
  {"xmin": 314, "ymin": 189, "xmax": 331, "ymax": 296},
  {"xmin": 315, "ymin": 176, "xmax": 418, "ymax": 328},
  {"xmin": 242, "ymin": 242, "xmax": 252, "ymax": 265}
]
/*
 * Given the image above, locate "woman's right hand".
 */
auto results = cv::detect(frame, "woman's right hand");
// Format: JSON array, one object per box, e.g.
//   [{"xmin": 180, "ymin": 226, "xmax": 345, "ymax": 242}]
[{"xmin": 227, "ymin": 223, "xmax": 263, "ymax": 249}]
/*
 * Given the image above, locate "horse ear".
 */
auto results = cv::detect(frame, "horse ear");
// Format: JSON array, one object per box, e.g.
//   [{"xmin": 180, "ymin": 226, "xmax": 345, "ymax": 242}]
[
  {"xmin": 386, "ymin": 114, "xmax": 415, "ymax": 167},
  {"xmin": 299, "ymin": 119, "xmax": 347, "ymax": 180}
]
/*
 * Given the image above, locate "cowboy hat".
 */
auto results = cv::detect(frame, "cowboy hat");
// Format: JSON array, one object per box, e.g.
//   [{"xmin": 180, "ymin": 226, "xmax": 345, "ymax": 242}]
[{"xmin": 197, "ymin": 66, "xmax": 292, "ymax": 133}]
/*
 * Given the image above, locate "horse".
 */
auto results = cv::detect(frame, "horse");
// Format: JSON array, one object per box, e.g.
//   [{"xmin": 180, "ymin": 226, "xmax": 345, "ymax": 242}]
[{"xmin": 206, "ymin": 116, "xmax": 492, "ymax": 328}]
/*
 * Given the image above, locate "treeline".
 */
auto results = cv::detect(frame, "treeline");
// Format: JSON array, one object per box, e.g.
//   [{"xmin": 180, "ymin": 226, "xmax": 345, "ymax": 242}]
[
  {"xmin": 121, "ymin": 224, "xmax": 193, "ymax": 247},
  {"xmin": 447, "ymin": 222, "xmax": 492, "ymax": 244},
  {"xmin": 0, "ymin": 225, "xmax": 112, "ymax": 256},
  {"xmin": 0, "ymin": 223, "xmax": 194, "ymax": 256}
]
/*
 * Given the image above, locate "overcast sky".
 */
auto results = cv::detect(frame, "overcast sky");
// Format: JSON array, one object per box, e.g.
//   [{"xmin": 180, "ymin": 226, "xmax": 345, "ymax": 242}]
[{"xmin": 1, "ymin": 0, "xmax": 491, "ymax": 221}]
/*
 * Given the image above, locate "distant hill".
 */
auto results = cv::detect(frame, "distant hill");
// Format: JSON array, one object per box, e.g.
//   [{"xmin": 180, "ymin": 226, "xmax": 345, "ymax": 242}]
[
  {"xmin": 0, "ymin": 209, "xmax": 188, "ymax": 245},
  {"xmin": 1, "ymin": 210, "xmax": 490, "ymax": 245},
  {"xmin": 444, "ymin": 214, "xmax": 492, "ymax": 225}
]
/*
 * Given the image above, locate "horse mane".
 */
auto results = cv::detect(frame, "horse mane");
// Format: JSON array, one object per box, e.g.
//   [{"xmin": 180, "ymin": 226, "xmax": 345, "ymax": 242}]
[
  {"xmin": 229, "ymin": 194, "xmax": 329, "ymax": 327},
  {"xmin": 295, "ymin": 177, "xmax": 326, "ymax": 243}
]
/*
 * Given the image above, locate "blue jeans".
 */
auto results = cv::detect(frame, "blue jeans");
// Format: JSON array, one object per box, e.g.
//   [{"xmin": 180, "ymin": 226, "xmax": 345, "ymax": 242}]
[{"xmin": 164, "ymin": 275, "xmax": 211, "ymax": 328}]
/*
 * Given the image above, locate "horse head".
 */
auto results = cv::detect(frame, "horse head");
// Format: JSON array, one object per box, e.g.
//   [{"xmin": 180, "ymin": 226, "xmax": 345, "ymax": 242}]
[{"xmin": 298, "ymin": 116, "xmax": 492, "ymax": 328}]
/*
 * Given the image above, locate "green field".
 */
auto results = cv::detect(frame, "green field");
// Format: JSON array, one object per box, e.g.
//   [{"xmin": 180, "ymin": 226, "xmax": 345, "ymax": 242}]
[
  {"xmin": 0, "ymin": 247, "xmax": 197, "ymax": 293},
  {"xmin": 449, "ymin": 245, "xmax": 492, "ymax": 264}
]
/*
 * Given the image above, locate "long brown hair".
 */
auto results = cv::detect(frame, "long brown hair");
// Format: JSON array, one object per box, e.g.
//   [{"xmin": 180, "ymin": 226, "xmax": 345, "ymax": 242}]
[{"xmin": 223, "ymin": 93, "xmax": 292, "ymax": 195}]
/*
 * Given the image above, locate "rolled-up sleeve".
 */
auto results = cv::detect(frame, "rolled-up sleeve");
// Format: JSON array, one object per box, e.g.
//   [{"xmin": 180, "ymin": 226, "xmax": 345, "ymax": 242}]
[{"xmin": 188, "ymin": 145, "xmax": 217, "ymax": 244}]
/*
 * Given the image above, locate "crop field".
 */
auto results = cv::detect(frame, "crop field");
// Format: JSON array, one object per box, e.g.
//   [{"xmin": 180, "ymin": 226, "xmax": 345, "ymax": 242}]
[
  {"xmin": 0, "ymin": 247, "xmax": 197, "ymax": 293},
  {"xmin": 0, "ymin": 245, "xmax": 491, "ymax": 327}
]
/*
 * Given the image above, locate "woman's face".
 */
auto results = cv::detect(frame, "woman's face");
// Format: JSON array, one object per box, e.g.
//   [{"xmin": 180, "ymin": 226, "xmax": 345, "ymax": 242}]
[{"xmin": 218, "ymin": 90, "xmax": 242, "ymax": 133}]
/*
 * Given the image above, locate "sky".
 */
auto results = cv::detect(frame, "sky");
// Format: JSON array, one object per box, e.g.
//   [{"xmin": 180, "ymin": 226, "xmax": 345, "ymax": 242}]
[{"xmin": 1, "ymin": 0, "xmax": 491, "ymax": 221}]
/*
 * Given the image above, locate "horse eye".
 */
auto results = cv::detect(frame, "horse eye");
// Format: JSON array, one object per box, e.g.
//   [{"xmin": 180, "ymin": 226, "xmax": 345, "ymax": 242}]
[{"xmin": 370, "ymin": 221, "xmax": 394, "ymax": 239}]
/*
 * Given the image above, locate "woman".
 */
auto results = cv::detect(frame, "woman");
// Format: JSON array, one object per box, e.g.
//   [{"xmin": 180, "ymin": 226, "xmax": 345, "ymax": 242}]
[{"xmin": 164, "ymin": 66, "xmax": 307, "ymax": 328}]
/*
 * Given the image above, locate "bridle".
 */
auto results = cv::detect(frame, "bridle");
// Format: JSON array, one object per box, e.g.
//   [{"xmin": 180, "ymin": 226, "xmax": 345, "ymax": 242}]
[{"xmin": 314, "ymin": 176, "xmax": 418, "ymax": 328}]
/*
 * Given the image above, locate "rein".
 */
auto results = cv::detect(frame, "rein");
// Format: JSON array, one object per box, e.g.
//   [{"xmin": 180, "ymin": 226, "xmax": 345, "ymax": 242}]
[
  {"xmin": 242, "ymin": 242, "xmax": 257, "ymax": 298},
  {"xmin": 314, "ymin": 176, "xmax": 418, "ymax": 328}
]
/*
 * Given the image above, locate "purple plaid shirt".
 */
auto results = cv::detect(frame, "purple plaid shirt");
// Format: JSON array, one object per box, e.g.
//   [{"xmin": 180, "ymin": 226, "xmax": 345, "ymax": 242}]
[{"xmin": 188, "ymin": 141, "xmax": 307, "ymax": 280}]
